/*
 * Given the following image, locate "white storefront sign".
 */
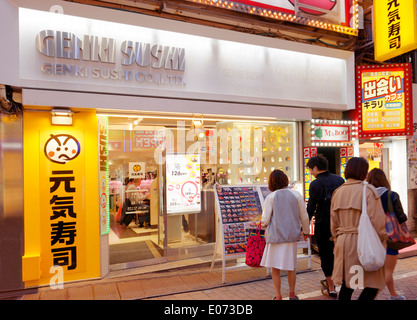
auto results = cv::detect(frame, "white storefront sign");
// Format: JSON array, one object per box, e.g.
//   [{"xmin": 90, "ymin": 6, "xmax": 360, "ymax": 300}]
[{"xmin": 15, "ymin": 3, "xmax": 354, "ymax": 110}]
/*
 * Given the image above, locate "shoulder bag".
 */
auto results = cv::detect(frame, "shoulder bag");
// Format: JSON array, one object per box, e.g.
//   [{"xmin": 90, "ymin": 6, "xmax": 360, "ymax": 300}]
[
  {"xmin": 385, "ymin": 191, "xmax": 415, "ymax": 250},
  {"xmin": 357, "ymin": 182, "xmax": 386, "ymax": 271}
]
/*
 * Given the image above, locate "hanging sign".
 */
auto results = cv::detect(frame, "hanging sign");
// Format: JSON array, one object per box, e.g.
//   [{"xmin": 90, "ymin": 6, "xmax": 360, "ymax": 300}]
[
  {"xmin": 357, "ymin": 64, "xmax": 413, "ymax": 138},
  {"xmin": 373, "ymin": 0, "xmax": 417, "ymax": 61},
  {"xmin": 166, "ymin": 154, "xmax": 201, "ymax": 214}
]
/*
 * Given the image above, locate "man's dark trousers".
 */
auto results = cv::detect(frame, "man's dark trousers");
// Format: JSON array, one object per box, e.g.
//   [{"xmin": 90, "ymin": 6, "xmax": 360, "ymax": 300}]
[{"xmin": 314, "ymin": 221, "xmax": 334, "ymax": 278}]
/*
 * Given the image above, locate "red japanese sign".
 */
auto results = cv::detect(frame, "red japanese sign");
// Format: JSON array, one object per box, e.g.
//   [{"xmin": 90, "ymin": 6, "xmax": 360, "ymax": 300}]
[{"xmin": 356, "ymin": 63, "xmax": 413, "ymax": 138}]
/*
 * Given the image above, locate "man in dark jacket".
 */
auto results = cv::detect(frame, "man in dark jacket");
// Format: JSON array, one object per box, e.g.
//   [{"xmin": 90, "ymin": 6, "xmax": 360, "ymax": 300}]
[{"xmin": 306, "ymin": 155, "xmax": 345, "ymax": 298}]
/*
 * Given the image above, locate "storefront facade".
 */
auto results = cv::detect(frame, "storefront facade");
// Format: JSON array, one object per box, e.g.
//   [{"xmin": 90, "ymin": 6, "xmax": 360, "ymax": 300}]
[
  {"xmin": 303, "ymin": 117, "xmax": 357, "ymax": 201},
  {"xmin": 0, "ymin": 0, "xmax": 355, "ymax": 290},
  {"xmin": 303, "ymin": 66, "xmax": 416, "ymax": 236}
]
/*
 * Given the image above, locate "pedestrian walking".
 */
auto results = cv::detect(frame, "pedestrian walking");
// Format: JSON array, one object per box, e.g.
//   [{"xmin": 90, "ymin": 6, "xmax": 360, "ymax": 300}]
[
  {"xmin": 330, "ymin": 157, "xmax": 387, "ymax": 300},
  {"xmin": 306, "ymin": 155, "xmax": 344, "ymax": 297},
  {"xmin": 260, "ymin": 169, "xmax": 310, "ymax": 300},
  {"xmin": 367, "ymin": 168, "xmax": 407, "ymax": 300}
]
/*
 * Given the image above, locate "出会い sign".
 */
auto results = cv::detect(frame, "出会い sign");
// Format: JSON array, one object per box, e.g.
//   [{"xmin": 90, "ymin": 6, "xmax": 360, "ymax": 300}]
[{"xmin": 356, "ymin": 64, "xmax": 413, "ymax": 138}]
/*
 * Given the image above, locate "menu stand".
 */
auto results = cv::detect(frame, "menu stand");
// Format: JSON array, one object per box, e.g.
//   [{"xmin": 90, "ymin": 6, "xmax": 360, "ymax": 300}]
[{"xmin": 211, "ymin": 185, "xmax": 311, "ymax": 284}]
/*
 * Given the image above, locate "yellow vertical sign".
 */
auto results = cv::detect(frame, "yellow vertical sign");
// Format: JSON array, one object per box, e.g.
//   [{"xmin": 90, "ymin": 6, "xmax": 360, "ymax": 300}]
[
  {"xmin": 373, "ymin": 0, "xmax": 417, "ymax": 61},
  {"xmin": 22, "ymin": 109, "xmax": 100, "ymax": 287}
]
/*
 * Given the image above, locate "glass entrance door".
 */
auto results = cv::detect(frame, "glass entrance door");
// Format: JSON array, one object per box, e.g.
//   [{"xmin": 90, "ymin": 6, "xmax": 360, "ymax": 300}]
[
  {"xmin": 107, "ymin": 120, "xmax": 167, "ymax": 270},
  {"xmin": 359, "ymin": 139, "xmax": 408, "ymax": 212}
]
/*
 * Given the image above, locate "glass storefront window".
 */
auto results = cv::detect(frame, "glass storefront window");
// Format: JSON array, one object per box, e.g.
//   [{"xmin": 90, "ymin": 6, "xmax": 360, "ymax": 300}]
[
  {"xmin": 359, "ymin": 142, "xmax": 385, "ymax": 171},
  {"xmin": 103, "ymin": 114, "xmax": 298, "ymax": 268},
  {"xmin": 213, "ymin": 121, "xmax": 297, "ymax": 185}
]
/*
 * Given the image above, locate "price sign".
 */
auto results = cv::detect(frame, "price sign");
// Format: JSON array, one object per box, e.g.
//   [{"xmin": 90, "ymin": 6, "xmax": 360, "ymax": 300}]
[{"xmin": 166, "ymin": 154, "xmax": 201, "ymax": 214}]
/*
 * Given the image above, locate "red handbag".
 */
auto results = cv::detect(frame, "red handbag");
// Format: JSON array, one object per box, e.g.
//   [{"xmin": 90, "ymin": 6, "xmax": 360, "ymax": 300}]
[
  {"xmin": 385, "ymin": 192, "xmax": 415, "ymax": 251},
  {"xmin": 245, "ymin": 222, "xmax": 266, "ymax": 268}
]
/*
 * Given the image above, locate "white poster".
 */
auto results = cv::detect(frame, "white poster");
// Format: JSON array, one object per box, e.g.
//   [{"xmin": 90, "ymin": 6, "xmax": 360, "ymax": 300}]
[{"xmin": 166, "ymin": 154, "xmax": 201, "ymax": 214}]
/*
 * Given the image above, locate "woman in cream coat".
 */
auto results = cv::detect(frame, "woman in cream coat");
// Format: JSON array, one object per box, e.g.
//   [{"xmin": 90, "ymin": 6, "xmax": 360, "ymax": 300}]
[{"xmin": 330, "ymin": 157, "xmax": 387, "ymax": 300}]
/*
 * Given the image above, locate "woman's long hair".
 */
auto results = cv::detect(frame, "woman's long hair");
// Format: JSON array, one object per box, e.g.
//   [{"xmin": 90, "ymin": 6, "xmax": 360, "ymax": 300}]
[{"xmin": 366, "ymin": 168, "xmax": 391, "ymax": 190}]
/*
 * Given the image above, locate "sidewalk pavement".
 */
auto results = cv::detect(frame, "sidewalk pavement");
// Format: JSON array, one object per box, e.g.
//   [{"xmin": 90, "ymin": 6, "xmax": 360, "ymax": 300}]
[{"xmin": 5, "ymin": 249, "xmax": 417, "ymax": 301}]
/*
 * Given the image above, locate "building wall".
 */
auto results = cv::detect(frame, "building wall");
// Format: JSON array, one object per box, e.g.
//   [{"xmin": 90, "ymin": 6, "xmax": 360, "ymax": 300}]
[
  {"xmin": 409, "ymin": 84, "xmax": 417, "ymax": 235},
  {"xmin": 407, "ymin": 189, "xmax": 417, "ymax": 236},
  {"xmin": 0, "ymin": 113, "xmax": 24, "ymax": 292}
]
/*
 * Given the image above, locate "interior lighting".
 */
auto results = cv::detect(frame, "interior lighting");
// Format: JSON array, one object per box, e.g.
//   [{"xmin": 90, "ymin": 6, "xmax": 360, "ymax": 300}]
[{"xmin": 98, "ymin": 113, "xmax": 274, "ymax": 124}]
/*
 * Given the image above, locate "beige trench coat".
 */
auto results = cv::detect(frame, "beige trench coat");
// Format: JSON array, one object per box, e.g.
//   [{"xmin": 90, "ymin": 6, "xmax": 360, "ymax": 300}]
[{"xmin": 330, "ymin": 179, "xmax": 387, "ymax": 289}]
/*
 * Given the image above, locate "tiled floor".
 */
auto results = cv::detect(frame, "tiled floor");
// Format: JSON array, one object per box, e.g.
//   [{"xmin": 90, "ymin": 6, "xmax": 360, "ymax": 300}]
[{"xmin": 5, "ymin": 250, "xmax": 417, "ymax": 301}]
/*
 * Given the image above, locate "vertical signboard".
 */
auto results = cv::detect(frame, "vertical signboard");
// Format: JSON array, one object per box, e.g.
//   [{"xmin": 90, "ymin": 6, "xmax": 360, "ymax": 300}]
[
  {"xmin": 166, "ymin": 154, "xmax": 201, "ymax": 214},
  {"xmin": 303, "ymin": 147, "xmax": 317, "ymax": 201},
  {"xmin": 373, "ymin": 0, "xmax": 417, "ymax": 61},
  {"xmin": 357, "ymin": 64, "xmax": 413, "ymax": 139},
  {"xmin": 303, "ymin": 147, "xmax": 317, "ymax": 235},
  {"xmin": 98, "ymin": 116, "xmax": 109, "ymax": 235},
  {"xmin": 339, "ymin": 146, "xmax": 354, "ymax": 179},
  {"xmin": 22, "ymin": 110, "xmax": 100, "ymax": 287}
]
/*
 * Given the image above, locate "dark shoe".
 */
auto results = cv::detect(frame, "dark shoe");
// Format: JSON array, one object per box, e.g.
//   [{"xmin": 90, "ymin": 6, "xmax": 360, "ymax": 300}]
[
  {"xmin": 321, "ymin": 279, "xmax": 337, "ymax": 298},
  {"xmin": 289, "ymin": 295, "xmax": 299, "ymax": 300}
]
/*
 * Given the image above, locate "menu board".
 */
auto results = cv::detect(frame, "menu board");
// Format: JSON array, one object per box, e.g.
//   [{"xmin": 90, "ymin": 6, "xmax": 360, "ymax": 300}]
[
  {"xmin": 166, "ymin": 154, "xmax": 201, "ymax": 214},
  {"xmin": 216, "ymin": 186, "xmax": 263, "ymax": 256}
]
